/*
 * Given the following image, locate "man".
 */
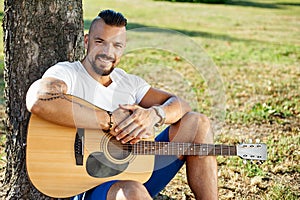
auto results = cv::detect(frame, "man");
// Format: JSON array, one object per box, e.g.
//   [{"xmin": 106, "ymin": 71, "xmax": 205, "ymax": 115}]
[{"xmin": 26, "ymin": 9, "xmax": 218, "ymax": 200}]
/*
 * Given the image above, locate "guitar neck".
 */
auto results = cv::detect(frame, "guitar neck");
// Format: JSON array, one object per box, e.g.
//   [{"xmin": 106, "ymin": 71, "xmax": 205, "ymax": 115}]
[{"xmin": 133, "ymin": 141, "xmax": 237, "ymax": 156}]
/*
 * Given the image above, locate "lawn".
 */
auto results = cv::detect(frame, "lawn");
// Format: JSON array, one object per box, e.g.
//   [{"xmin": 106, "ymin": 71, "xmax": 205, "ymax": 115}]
[{"xmin": 1, "ymin": 0, "xmax": 300, "ymax": 199}]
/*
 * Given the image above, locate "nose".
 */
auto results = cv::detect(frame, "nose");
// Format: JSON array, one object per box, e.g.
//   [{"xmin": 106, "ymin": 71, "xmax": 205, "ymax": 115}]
[{"xmin": 102, "ymin": 43, "xmax": 114, "ymax": 57}]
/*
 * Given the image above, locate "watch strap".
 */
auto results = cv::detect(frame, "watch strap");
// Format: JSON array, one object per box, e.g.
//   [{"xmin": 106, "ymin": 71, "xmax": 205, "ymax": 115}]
[{"xmin": 152, "ymin": 106, "xmax": 166, "ymax": 127}]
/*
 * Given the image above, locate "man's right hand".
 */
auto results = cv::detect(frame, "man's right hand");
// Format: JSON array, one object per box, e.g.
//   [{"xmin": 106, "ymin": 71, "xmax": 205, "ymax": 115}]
[{"xmin": 110, "ymin": 107, "xmax": 131, "ymax": 135}]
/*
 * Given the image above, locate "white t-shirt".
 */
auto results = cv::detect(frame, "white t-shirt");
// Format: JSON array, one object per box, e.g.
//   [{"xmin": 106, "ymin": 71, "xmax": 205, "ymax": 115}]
[{"xmin": 42, "ymin": 61, "xmax": 151, "ymax": 112}]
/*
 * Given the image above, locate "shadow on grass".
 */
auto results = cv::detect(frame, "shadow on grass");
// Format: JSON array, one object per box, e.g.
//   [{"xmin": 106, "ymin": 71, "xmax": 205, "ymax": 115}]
[
  {"xmin": 225, "ymin": 0, "xmax": 281, "ymax": 9},
  {"xmin": 227, "ymin": 0, "xmax": 300, "ymax": 8},
  {"xmin": 84, "ymin": 20, "xmax": 261, "ymax": 44},
  {"xmin": 276, "ymin": 2, "xmax": 300, "ymax": 6},
  {"xmin": 156, "ymin": 0, "xmax": 299, "ymax": 9}
]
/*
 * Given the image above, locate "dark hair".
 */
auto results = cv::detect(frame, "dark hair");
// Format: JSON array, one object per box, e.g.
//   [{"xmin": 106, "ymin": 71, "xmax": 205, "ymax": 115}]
[{"xmin": 98, "ymin": 9, "xmax": 127, "ymax": 27}]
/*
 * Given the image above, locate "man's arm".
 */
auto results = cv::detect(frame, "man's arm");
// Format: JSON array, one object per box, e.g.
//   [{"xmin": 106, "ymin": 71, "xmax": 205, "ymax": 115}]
[
  {"xmin": 140, "ymin": 87, "xmax": 191, "ymax": 124},
  {"xmin": 26, "ymin": 77, "xmax": 120, "ymax": 130},
  {"xmin": 112, "ymin": 87, "xmax": 192, "ymax": 144}
]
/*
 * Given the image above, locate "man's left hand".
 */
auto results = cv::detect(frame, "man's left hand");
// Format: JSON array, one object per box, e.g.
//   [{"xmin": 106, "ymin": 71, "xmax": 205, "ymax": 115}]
[{"xmin": 112, "ymin": 104, "xmax": 160, "ymax": 144}]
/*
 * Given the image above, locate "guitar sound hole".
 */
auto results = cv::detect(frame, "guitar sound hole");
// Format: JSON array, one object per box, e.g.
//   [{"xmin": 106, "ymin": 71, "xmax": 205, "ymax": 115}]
[{"xmin": 107, "ymin": 137, "xmax": 132, "ymax": 160}]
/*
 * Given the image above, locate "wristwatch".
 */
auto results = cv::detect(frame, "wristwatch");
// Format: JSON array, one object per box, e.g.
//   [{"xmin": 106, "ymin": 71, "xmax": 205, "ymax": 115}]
[{"xmin": 152, "ymin": 106, "xmax": 166, "ymax": 127}]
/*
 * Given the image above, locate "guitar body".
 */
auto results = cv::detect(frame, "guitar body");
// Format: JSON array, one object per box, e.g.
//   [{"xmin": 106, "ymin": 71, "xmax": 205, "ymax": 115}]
[{"xmin": 26, "ymin": 115, "xmax": 154, "ymax": 198}]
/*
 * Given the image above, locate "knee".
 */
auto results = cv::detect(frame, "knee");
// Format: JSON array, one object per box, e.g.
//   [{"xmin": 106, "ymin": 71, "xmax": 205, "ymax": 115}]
[
  {"xmin": 185, "ymin": 112, "xmax": 211, "ymax": 128},
  {"xmin": 184, "ymin": 112, "xmax": 213, "ymax": 142},
  {"xmin": 108, "ymin": 180, "xmax": 151, "ymax": 200}
]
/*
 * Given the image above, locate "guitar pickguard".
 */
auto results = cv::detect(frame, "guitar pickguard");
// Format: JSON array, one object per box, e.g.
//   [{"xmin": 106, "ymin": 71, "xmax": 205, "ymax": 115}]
[
  {"xmin": 86, "ymin": 152, "xmax": 129, "ymax": 178},
  {"xmin": 86, "ymin": 135, "xmax": 134, "ymax": 178}
]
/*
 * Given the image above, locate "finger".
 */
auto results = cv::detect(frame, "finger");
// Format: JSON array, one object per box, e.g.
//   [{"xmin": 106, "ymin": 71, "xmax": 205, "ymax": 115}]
[
  {"xmin": 119, "ymin": 104, "xmax": 138, "ymax": 111},
  {"xmin": 115, "ymin": 108, "xmax": 143, "ymax": 133},
  {"xmin": 130, "ymin": 138, "xmax": 140, "ymax": 144},
  {"xmin": 121, "ymin": 128, "xmax": 141, "ymax": 144},
  {"xmin": 129, "ymin": 129, "xmax": 151, "ymax": 144},
  {"xmin": 135, "ymin": 129, "xmax": 147, "ymax": 139},
  {"xmin": 111, "ymin": 108, "xmax": 132, "ymax": 125},
  {"xmin": 121, "ymin": 134, "xmax": 136, "ymax": 144},
  {"xmin": 114, "ymin": 115, "xmax": 135, "ymax": 133},
  {"xmin": 116, "ymin": 122, "xmax": 138, "ymax": 140}
]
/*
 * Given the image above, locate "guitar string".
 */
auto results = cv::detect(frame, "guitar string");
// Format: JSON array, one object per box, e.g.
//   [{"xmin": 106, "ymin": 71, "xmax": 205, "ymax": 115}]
[{"xmin": 105, "ymin": 143, "xmax": 235, "ymax": 155}]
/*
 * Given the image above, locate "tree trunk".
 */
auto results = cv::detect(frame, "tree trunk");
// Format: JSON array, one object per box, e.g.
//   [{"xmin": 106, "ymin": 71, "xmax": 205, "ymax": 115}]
[{"xmin": 1, "ymin": 0, "xmax": 84, "ymax": 199}]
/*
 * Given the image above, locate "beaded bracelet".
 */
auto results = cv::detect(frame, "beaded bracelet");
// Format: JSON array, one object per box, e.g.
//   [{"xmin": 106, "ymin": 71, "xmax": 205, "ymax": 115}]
[{"xmin": 103, "ymin": 111, "xmax": 113, "ymax": 133}]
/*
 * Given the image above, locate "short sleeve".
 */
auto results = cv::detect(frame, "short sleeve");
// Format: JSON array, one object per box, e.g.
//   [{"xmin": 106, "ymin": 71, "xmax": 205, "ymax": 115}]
[
  {"xmin": 133, "ymin": 76, "xmax": 151, "ymax": 104},
  {"xmin": 42, "ymin": 63, "xmax": 74, "ymax": 93}
]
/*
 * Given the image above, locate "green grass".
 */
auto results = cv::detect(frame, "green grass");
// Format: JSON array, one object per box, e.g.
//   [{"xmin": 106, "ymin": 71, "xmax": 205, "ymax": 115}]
[
  {"xmin": 264, "ymin": 184, "xmax": 299, "ymax": 200},
  {"xmin": 83, "ymin": 0, "xmax": 300, "ymax": 124},
  {"xmin": 70, "ymin": 1, "xmax": 300, "ymax": 198},
  {"xmin": 1, "ymin": 0, "xmax": 300, "ymax": 199}
]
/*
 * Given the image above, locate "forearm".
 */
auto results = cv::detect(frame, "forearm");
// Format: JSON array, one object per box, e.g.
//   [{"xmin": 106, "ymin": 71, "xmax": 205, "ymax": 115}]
[
  {"xmin": 26, "ymin": 78, "xmax": 110, "ymax": 129},
  {"xmin": 160, "ymin": 96, "xmax": 191, "ymax": 124},
  {"xmin": 139, "ymin": 88, "xmax": 192, "ymax": 125},
  {"xmin": 29, "ymin": 94, "xmax": 110, "ymax": 129}
]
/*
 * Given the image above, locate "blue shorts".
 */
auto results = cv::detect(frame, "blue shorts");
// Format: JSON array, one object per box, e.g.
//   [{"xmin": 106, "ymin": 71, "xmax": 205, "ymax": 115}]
[{"xmin": 71, "ymin": 127, "xmax": 185, "ymax": 200}]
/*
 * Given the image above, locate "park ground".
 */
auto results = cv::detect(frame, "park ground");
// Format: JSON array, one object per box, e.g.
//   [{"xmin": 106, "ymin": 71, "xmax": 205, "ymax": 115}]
[{"xmin": 0, "ymin": 0, "xmax": 299, "ymax": 199}]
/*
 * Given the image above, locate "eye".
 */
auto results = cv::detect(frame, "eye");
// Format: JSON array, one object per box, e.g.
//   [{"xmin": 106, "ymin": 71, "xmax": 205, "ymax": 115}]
[
  {"xmin": 94, "ymin": 38, "xmax": 104, "ymax": 44},
  {"xmin": 95, "ymin": 40, "xmax": 103, "ymax": 44},
  {"xmin": 114, "ymin": 43, "xmax": 123, "ymax": 49}
]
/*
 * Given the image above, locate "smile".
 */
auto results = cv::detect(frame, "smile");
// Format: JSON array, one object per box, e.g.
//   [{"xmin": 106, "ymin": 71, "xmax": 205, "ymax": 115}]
[{"xmin": 96, "ymin": 54, "xmax": 115, "ymax": 64}]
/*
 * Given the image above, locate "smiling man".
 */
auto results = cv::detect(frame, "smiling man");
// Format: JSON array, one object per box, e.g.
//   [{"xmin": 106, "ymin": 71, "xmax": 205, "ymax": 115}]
[
  {"xmin": 26, "ymin": 9, "xmax": 218, "ymax": 200},
  {"xmin": 83, "ymin": 14, "xmax": 126, "ymax": 84}
]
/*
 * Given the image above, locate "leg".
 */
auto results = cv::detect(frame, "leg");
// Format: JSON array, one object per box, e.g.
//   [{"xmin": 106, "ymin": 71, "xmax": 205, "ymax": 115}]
[
  {"xmin": 144, "ymin": 127, "xmax": 185, "ymax": 197},
  {"xmin": 169, "ymin": 112, "xmax": 218, "ymax": 200},
  {"xmin": 70, "ymin": 180, "xmax": 118, "ymax": 200},
  {"xmin": 71, "ymin": 180, "xmax": 151, "ymax": 200},
  {"xmin": 107, "ymin": 180, "xmax": 152, "ymax": 200}
]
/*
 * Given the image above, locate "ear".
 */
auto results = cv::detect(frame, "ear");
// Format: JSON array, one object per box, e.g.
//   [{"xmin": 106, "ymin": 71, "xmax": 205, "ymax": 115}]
[{"xmin": 84, "ymin": 34, "xmax": 89, "ymax": 49}]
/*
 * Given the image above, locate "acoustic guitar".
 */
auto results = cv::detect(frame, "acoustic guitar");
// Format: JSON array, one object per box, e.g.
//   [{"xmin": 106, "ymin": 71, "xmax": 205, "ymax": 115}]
[{"xmin": 26, "ymin": 114, "xmax": 267, "ymax": 198}]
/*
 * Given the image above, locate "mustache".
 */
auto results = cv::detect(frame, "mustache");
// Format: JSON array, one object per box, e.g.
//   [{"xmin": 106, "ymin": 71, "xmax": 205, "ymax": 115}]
[{"xmin": 96, "ymin": 54, "xmax": 115, "ymax": 62}]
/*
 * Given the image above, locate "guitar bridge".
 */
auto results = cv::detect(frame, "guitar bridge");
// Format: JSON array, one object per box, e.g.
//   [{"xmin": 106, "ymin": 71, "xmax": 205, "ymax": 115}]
[{"xmin": 74, "ymin": 128, "xmax": 84, "ymax": 165}]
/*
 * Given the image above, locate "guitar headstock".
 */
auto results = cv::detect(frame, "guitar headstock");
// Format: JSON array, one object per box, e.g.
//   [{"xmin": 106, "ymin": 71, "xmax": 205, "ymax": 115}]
[{"xmin": 236, "ymin": 143, "xmax": 267, "ymax": 161}]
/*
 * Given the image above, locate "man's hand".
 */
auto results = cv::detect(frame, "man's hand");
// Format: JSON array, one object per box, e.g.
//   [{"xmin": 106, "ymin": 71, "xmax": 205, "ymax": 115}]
[{"xmin": 111, "ymin": 104, "xmax": 161, "ymax": 144}]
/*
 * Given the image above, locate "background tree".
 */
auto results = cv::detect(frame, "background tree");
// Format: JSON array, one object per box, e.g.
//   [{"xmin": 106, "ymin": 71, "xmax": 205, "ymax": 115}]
[{"xmin": 1, "ymin": 0, "xmax": 84, "ymax": 199}]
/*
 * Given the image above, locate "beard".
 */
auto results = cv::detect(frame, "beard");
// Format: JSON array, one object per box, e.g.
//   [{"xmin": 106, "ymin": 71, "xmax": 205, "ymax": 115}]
[
  {"xmin": 91, "ymin": 62, "xmax": 115, "ymax": 76},
  {"xmin": 90, "ymin": 54, "xmax": 116, "ymax": 76}
]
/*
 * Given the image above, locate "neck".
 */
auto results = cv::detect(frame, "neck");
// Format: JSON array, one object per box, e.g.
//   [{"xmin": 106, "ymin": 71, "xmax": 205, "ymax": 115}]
[{"xmin": 100, "ymin": 77, "xmax": 112, "ymax": 87}]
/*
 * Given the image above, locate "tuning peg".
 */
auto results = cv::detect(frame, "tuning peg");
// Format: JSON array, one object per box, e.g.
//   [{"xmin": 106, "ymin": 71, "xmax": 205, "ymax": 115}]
[
  {"xmin": 248, "ymin": 139, "xmax": 253, "ymax": 143},
  {"xmin": 255, "ymin": 139, "xmax": 261, "ymax": 143},
  {"xmin": 243, "ymin": 160, "xmax": 247, "ymax": 165},
  {"xmin": 256, "ymin": 161, "xmax": 262, "ymax": 165}
]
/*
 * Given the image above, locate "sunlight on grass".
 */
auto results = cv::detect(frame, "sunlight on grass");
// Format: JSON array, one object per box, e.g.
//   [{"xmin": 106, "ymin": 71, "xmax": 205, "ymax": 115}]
[{"xmin": 0, "ymin": 0, "xmax": 299, "ymax": 199}]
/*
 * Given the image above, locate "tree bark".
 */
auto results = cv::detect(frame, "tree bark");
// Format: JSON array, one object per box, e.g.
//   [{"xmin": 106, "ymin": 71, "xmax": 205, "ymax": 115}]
[{"xmin": 1, "ymin": 0, "xmax": 84, "ymax": 199}]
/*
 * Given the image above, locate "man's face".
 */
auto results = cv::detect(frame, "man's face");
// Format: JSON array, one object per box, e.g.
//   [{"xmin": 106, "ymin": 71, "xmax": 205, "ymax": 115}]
[{"xmin": 84, "ymin": 19, "xmax": 126, "ymax": 76}]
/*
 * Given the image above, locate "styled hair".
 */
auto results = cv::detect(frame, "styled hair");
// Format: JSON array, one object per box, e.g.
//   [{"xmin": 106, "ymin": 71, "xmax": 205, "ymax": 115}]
[{"xmin": 98, "ymin": 9, "xmax": 127, "ymax": 27}]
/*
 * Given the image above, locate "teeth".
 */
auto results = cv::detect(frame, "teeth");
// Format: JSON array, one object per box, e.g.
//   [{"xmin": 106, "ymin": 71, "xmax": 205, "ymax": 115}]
[{"xmin": 98, "ymin": 57, "xmax": 111, "ymax": 63}]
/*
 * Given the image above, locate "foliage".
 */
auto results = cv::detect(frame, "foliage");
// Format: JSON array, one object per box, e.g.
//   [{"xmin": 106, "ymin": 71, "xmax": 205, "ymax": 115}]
[{"xmin": 157, "ymin": 0, "xmax": 226, "ymax": 4}]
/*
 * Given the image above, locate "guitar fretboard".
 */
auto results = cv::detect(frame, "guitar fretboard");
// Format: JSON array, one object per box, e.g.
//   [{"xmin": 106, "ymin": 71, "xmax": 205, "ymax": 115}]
[{"xmin": 132, "ymin": 141, "xmax": 237, "ymax": 156}]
